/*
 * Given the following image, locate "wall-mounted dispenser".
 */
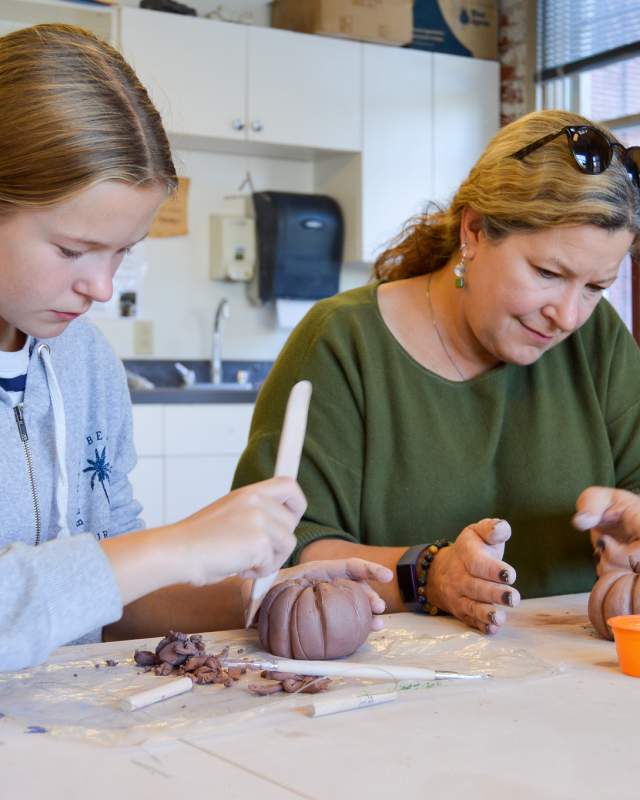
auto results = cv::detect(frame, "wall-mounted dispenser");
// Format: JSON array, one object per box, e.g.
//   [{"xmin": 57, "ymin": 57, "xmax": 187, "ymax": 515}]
[
  {"xmin": 209, "ymin": 214, "xmax": 256, "ymax": 282},
  {"xmin": 250, "ymin": 192, "xmax": 343, "ymax": 328}
]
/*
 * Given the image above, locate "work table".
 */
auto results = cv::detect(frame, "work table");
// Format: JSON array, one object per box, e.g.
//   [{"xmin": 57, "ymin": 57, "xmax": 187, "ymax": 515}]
[{"xmin": 1, "ymin": 594, "xmax": 636, "ymax": 799}]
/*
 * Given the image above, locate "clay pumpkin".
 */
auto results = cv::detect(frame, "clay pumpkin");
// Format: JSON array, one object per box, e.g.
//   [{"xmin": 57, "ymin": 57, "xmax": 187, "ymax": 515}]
[
  {"xmin": 258, "ymin": 578, "xmax": 372, "ymax": 659},
  {"xmin": 589, "ymin": 568, "xmax": 640, "ymax": 640}
]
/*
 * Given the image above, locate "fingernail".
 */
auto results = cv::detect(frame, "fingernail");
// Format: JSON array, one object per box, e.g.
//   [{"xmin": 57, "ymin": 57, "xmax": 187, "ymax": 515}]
[
  {"xmin": 493, "ymin": 520, "xmax": 510, "ymax": 536},
  {"xmin": 502, "ymin": 591, "xmax": 514, "ymax": 607},
  {"xmin": 573, "ymin": 512, "xmax": 600, "ymax": 530},
  {"xmin": 489, "ymin": 611, "xmax": 498, "ymax": 626},
  {"xmin": 499, "ymin": 569, "xmax": 511, "ymax": 584}
]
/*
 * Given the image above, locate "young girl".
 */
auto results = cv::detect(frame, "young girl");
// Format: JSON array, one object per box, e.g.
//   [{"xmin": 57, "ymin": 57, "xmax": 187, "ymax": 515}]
[{"xmin": 0, "ymin": 24, "xmax": 390, "ymax": 672}]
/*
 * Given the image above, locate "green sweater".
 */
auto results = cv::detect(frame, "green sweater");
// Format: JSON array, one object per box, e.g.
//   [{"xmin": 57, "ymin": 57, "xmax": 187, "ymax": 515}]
[{"xmin": 233, "ymin": 283, "xmax": 640, "ymax": 598}]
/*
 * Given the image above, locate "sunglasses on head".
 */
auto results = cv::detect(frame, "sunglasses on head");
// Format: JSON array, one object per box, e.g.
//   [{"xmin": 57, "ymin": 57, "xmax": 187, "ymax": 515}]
[{"xmin": 510, "ymin": 125, "xmax": 640, "ymax": 189}]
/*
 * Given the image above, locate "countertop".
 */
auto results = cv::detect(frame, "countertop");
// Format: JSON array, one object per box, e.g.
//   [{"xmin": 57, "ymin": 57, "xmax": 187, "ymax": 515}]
[
  {"xmin": 1, "ymin": 594, "xmax": 637, "ymax": 799},
  {"xmin": 130, "ymin": 386, "xmax": 259, "ymax": 404}
]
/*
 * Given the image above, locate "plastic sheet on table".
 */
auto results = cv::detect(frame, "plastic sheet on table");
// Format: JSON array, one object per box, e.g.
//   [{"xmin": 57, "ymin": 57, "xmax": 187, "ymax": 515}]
[
  {"xmin": 363, "ymin": 625, "xmax": 556, "ymax": 682},
  {"xmin": 0, "ymin": 624, "xmax": 556, "ymax": 747}
]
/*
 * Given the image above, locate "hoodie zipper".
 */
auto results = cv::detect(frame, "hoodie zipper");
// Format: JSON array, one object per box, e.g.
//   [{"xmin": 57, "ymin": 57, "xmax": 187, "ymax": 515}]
[{"xmin": 14, "ymin": 404, "xmax": 41, "ymax": 546}]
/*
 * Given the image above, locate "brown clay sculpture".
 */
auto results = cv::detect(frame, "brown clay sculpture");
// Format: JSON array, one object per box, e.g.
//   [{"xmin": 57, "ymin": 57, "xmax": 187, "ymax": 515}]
[
  {"xmin": 588, "ymin": 534, "xmax": 640, "ymax": 639},
  {"xmin": 257, "ymin": 578, "xmax": 373, "ymax": 659}
]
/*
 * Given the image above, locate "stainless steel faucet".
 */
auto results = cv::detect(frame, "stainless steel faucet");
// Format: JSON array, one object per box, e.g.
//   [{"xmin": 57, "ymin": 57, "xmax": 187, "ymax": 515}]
[{"xmin": 212, "ymin": 298, "xmax": 230, "ymax": 384}]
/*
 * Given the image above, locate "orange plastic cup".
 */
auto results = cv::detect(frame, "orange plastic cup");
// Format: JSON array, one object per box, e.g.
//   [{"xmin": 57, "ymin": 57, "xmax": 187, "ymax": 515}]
[{"xmin": 608, "ymin": 615, "xmax": 640, "ymax": 677}]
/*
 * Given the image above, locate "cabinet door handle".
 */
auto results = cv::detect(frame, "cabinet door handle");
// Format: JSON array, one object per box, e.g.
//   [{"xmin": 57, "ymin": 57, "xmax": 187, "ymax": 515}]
[
  {"xmin": 231, "ymin": 119, "xmax": 246, "ymax": 131},
  {"xmin": 251, "ymin": 120, "xmax": 263, "ymax": 133}
]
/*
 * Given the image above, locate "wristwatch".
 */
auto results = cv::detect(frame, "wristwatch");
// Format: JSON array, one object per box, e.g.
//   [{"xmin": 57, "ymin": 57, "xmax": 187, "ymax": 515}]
[{"xmin": 396, "ymin": 544, "xmax": 426, "ymax": 609}]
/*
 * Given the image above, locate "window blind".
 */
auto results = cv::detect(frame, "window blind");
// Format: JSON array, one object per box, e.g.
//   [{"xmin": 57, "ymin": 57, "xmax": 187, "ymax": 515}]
[{"xmin": 537, "ymin": 0, "xmax": 640, "ymax": 81}]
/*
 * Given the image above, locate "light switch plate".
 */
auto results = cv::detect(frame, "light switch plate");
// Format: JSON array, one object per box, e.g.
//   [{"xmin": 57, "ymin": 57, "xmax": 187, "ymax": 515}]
[{"xmin": 133, "ymin": 320, "xmax": 154, "ymax": 355}]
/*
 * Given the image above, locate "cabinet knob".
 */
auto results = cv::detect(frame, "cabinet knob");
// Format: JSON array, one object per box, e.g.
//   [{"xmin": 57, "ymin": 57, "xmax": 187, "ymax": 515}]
[
  {"xmin": 231, "ymin": 119, "xmax": 245, "ymax": 131},
  {"xmin": 251, "ymin": 120, "xmax": 263, "ymax": 133}
]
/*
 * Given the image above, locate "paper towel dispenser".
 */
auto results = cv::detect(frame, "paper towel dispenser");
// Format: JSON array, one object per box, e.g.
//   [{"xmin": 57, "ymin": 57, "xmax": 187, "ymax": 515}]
[{"xmin": 252, "ymin": 191, "xmax": 344, "ymax": 303}]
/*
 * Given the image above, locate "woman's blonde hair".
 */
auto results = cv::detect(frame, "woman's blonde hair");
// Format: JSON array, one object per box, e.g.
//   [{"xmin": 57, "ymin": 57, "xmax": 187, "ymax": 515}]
[
  {"xmin": 375, "ymin": 110, "xmax": 640, "ymax": 281},
  {"xmin": 0, "ymin": 24, "xmax": 177, "ymax": 214}
]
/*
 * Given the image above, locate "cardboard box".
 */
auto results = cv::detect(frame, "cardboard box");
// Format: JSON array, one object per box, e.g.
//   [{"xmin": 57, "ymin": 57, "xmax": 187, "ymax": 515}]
[
  {"xmin": 407, "ymin": 0, "xmax": 498, "ymax": 61},
  {"xmin": 271, "ymin": 1, "xmax": 414, "ymax": 47}
]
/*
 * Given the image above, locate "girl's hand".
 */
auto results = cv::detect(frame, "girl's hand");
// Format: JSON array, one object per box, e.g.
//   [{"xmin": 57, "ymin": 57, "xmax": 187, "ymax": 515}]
[
  {"xmin": 173, "ymin": 476, "xmax": 306, "ymax": 586},
  {"xmin": 425, "ymin": 518, "xmax": 520, "ymax": 634},
  {"xmin": 573, "ymin": 486, "xmax": 640, "ymax": 575},
  {"xmin": 574, "ymin": 486, "xmax": 640, "ymax": 545}
]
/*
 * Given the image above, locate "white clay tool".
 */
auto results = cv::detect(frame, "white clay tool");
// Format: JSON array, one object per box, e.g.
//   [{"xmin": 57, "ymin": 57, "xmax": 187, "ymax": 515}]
[
  {"xmin": 121, "ymin": 676, "xmax": 194, "ymax": 711},
  {"xmin": 244, "ymin": 380, "xmax": 312, "ymax": 628},
  {"xmin": 223, "ymin": 656, "xmax": 488, "ymax": 682},
  {"xmin": 307, "ymin": 690, "xmax": 399, "ymax": 718}
]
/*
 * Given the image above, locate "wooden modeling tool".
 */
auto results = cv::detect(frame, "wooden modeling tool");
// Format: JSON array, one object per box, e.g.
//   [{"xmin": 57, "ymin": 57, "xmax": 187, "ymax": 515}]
[{"xmin": 244, "ymin": 380, "xmax": 312, "ymax": 628}]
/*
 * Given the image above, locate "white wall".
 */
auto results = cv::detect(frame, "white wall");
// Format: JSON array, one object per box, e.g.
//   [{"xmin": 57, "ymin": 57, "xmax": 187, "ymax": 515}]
[{"xmin": 93, "ymin": 146, "xmax": 370, "ymax": 360}]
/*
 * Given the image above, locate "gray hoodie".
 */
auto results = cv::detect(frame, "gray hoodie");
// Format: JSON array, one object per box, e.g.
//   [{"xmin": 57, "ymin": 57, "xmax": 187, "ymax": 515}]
[{"xmin": 0, "ymin": 319, "xmax": 142, "ymax": 671}]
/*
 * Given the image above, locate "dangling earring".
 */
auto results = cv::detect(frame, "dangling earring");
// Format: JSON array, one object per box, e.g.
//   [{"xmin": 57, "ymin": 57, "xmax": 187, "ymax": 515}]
[{"xmin": 454, "ymin": 242, "xmax": 467, "ymax": 288}]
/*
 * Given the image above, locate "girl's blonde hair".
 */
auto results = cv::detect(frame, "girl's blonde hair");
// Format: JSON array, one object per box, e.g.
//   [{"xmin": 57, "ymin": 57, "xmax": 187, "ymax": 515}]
[
  {"xmin": 0, "ymin": 23, "xmax": 177, "ymax": 214},
  {"xmin": 375, "ymin": 110, "xmax": 640, "ymax": 281}
]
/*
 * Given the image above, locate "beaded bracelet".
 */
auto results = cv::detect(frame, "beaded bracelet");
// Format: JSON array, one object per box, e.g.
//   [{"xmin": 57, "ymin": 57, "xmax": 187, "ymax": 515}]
[{"xmin": 416, "ymin": 539, "xmax": 451, "ymax": 615}]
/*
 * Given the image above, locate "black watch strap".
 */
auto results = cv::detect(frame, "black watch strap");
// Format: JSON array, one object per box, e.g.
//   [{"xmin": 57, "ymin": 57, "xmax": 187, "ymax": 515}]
[{"xmin": 396, "ymin": 544, "xmax": 426, "ymax": 608}]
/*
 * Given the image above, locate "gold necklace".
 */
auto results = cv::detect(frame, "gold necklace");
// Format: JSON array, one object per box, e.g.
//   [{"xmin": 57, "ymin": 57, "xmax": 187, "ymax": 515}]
[{"xmin": 426, "ymin": 273, "xmax": 466, "ymax": 382}]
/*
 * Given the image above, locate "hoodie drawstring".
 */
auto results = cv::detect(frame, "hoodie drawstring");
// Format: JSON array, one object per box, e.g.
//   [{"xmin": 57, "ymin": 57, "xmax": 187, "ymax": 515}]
[{"xmin": 37, "ymin": 344, "xmax": 70, "ymax": 538}]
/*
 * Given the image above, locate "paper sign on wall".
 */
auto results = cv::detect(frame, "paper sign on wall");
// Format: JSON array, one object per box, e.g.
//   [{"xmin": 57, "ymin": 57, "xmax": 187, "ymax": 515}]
[{"xmin": 149, "ymin": 176, "xmax": 190, "ymax": 238}]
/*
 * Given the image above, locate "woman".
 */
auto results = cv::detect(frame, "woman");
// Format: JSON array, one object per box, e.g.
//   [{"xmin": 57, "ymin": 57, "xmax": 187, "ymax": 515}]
[
  {"xmin": 0, "ymin": 24, "xmax": 390, "ymax": 673},
  {"xmin": 233, "ymin": 110, "xmax": 640, "ymax": 635}
]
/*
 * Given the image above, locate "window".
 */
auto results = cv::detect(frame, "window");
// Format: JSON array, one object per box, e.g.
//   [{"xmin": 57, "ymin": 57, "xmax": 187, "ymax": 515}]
[{"xmin": 536, "ymin": 0, "xmax": 640, "ymax": 335}]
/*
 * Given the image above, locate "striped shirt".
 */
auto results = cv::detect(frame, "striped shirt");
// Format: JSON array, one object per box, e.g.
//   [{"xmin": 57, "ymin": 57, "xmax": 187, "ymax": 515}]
[{"xmin": 0, "ymin": 335, "xmax": 31, "ymax": 406}]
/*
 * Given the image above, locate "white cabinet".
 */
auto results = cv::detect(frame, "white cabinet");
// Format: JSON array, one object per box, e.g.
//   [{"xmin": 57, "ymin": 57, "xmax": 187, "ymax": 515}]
[
  {"xmin": 164, "ymin": 405, "xmax": 254, "ymax": 456},
  {"xmin": 119, "ymin": 8, "xmax": 246, "ymax": 142},
  {"xmin": 164, "ymin": 455, "xmax": 241, "ymax": 523},
  {"xmin": 118, "ymin": 7, "xmax": 361, "ymax": 153},
  {"xmin": 360, "ymin": 44, "xmax": 433, "ymax": 262},
  {"xmin": 247, "ymin": 26, "xmax": 361, "ymax": 152},
  {"xmin": 131, "ymin": 406, "xmax": 164, "ymax": 528},
  {"xmin": 131, "ymin": 404, "xmax": 254, "ymax": 527},
  {"xmin": 129, "ymin": 457, "xmax": 164, "ymax": 530},
  {"xmin": 327, "ymin": 47, "xmax": 500, "ymax": 263},
  {"xmin": 432, "ymin": 54, "xmax": 500, "ymax": 205}
]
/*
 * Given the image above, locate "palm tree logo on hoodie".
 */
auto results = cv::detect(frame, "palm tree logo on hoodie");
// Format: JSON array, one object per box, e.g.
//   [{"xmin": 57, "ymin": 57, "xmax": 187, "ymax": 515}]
[{"xmin": 83, "ymin": 447, "xmax": 112, "ymax": 504}]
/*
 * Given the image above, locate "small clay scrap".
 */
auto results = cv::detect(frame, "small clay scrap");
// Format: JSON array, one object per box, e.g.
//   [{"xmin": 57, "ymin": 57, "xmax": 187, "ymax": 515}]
[
  {"xmin": 247, "ymin": 671, "xmax": 331, "ymax": 696},
  {"xmin": 133, "ymin": 631, "xmax": 243, "ymax": 686}
]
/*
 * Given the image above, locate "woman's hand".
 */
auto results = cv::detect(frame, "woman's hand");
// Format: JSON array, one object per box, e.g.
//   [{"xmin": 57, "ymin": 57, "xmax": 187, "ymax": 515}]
[
  {"xmin": 425, "ymin": 519, "xmax": 520, "ymax": 634},
  {"xmin": 573, "ymin": 486, "xmax": 640, "ymax": 575},
  {"xmin": 171, "ymin": 476, "xmax": 307, "ymax": 586}
]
